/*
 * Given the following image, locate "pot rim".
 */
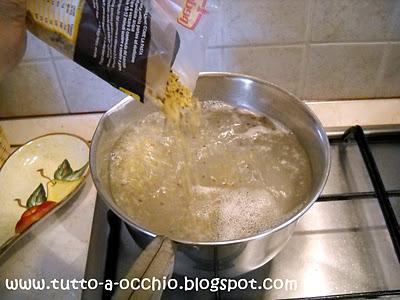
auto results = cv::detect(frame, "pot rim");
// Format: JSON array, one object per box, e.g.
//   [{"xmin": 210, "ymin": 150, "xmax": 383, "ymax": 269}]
[{"xmin": 90, "ymin": 72, "xmax": 331, "ymax": 246}]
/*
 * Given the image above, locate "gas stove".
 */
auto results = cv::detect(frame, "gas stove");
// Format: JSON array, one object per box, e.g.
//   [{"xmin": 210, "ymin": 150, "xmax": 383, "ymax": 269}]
[{"xmin": 82, "ymin": 125, "xmax": 400, "ymax": 299}]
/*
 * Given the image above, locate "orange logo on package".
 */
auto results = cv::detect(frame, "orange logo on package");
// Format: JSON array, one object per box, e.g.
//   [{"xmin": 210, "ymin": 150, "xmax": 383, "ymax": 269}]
[{"xmin": 177, "ymin": 0, "xmax": 208, "ymax": 30}]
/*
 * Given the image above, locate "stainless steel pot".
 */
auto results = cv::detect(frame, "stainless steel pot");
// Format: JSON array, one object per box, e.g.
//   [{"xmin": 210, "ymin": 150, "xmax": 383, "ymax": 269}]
[{"xmin": 90, "ymin": 73, "xmax": 331, "ymax": 278}]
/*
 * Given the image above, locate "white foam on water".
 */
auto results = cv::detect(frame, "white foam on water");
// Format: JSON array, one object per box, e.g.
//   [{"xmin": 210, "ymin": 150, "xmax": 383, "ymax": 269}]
[{"xmin": 109, "ymin": 101, "xmax": 312, "ymax": 242}]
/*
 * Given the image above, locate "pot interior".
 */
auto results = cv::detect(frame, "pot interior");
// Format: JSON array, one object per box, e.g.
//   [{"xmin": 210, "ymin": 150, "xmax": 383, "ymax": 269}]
[{"xmin": 90, "ymin": 73, "xmax": 330, "ymax": 245}]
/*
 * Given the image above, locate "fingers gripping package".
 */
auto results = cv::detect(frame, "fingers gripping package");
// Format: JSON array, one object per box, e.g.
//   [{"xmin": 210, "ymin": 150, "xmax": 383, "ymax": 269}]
[{"xmin": 27, "ymin": 0, "xmax": 217, "ymax": 106}]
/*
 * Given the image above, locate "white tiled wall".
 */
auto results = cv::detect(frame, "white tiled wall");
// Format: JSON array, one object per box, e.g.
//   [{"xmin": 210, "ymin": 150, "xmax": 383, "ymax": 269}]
[
  {"xmin": 223, "ymin": 45, "xmax": 304, "ymax": 94},
  {"xmin": 0, "ymin": 33, "xmax": 126, "ymax": 117},
  {"xmin": 0, "ymin": 0, "xmax": 399, "ymax": 117},
  {"xmin": 220, "ymin": 0, "xmax": 308, "ymax": 46},
  {"xmin": 215, "ymin": 0, "xmax": 400, "ymax": 100},
  {"xmin": 378, "ymin": 42, "xmax": 400, "ymax": 97},
  {"xmin": 303, "ymin": 43, "xmax": 384, "ymax": 99},
  {"xmin": 0, "ymin": 60, "xmax": 68, "ymax": 116},
  {"xmin": 54, "ymin": 59, "xmax": 126, "ymax": 112},
  {"xmin": 310, "ymin": 0, "xmax": 399, "ymax": 42}
]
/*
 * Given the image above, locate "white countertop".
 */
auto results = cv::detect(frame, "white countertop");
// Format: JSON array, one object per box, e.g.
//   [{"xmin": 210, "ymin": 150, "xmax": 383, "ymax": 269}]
[{"xmin": 0, "ymin": 97, "xmax": 399, "ymax": 299}]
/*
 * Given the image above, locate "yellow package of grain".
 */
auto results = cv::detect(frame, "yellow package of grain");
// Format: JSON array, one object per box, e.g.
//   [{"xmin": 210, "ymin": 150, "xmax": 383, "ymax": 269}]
[{"xmin": 27, "ymin": 0, "xmax": 216, "ymax": 107}]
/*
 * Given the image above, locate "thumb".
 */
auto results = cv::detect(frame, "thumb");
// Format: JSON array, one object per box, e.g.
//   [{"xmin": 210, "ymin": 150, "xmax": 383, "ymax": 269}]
[{"xmin": 0, "ymin": 0, "xmax": 27, "ymax": 21}]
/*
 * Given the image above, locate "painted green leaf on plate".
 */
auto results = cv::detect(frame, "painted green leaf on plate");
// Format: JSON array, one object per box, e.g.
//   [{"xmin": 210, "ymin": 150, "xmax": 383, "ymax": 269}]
[
  {"xmin": 26, "ymin": 184, "xmax": 47, "ymax": 208},
  {"xmin": 54, "ymin": 159, "xmax": 88, "ymax": 182}
]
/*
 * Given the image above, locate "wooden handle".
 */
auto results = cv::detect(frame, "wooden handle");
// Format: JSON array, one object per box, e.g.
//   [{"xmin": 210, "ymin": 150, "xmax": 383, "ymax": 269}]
[{"xmin": 113, "ymin": 236, "xmax": 175, "ymax": 300}]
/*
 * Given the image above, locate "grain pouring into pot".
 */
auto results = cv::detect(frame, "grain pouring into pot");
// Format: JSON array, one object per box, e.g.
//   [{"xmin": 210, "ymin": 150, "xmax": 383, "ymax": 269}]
[{"xmin": 109, "ymin": 98, "xmax": 313, "ymax": 241}]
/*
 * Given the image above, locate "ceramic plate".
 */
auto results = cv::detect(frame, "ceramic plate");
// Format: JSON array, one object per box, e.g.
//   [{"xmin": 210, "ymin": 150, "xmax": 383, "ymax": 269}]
[{"xmin": 0, "ymin": 133, "xmax": 89, "ymax": 256}]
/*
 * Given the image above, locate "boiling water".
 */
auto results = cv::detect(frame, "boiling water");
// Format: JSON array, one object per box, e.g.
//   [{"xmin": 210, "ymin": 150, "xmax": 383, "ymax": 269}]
[{"xmin": 109, "ymin": 101, "xmax": 312, "ymax": 242}]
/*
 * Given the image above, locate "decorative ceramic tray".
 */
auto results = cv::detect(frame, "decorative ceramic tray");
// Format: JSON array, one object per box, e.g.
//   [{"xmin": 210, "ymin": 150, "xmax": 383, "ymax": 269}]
[{"xmin": 0, "ymin": 133, "xmax": 89, "ymax": 256}]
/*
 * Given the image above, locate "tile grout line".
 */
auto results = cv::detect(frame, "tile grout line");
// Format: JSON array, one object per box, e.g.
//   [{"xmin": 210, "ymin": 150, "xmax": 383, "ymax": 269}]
[
  {"xmin": 1, "ymin": 98, "xmax": 398, "ymax": 121},
  {"xmin": 207, "ymin": 40, "xmax": 398, "ymax": 50},
  {"xmin": 50, "ymin": 55, "xmax": 69, "ymax": 61},
  {"xmin": 45, "ymin": 44, "xmax": 53, "ymax": 58},
  {"xmin": 305, "ymin": 97, "xmax": 400, "ymax": 103},
  {"xmin": 298, "ymin": 0, "xmax": 314, "ymax": 99},
  {"xmin": 20, "ymin": 57, "xmax": 54, "ymax": 65},
  {"xmin": 20, "ymin": 34, "xmax": 53, "ymax": 64},
  {"xmin": 219, "ymin": 0, "xmax": 225, "ymax": 70},
  {"xmin": 48, "ymin": 44, "xmax": 64, "ymax": 59},
  {"xmin": 20, "ymin": 55, "xmax": 68, "ymax": 65},
  {"xmin": 219, "ymin": 47, "xmax": 225, "ymax": 71},
  {"xmin": 50, "ymin": 57, "xmax": 72, "ymax": 113},
  {"xmin": 374, "ymin": 42, "xmax": 391, "ymax": 98},
  {"xmin": 0, "ymin": 111, "xmax": 104, "ymax": 121},
  {"xmin": 389, "ymin": 1, "xmax": 400, "ymax": 42}
]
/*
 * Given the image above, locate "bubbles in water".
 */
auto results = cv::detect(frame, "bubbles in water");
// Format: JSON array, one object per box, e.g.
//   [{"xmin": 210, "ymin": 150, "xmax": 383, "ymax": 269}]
[{"xmin": 109, "ymin": 101, "xmax": 312, "ymax": 242}]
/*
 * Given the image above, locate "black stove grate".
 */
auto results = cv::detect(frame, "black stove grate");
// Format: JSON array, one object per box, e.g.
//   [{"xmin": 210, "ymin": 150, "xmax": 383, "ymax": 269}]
[
  {"xmin": 342, "ymin": 126, "xmax": 400, "ymax": 262},
  {"xmin": 287, "ymin": 125, "xmax": 400, "ymax": 300},
  {"xmin": 84, "ymin": 125, "xmax": 400, "ymax": 300}
]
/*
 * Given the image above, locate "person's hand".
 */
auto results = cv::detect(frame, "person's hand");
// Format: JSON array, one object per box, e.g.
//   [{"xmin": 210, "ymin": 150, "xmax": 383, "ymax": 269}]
[{"xmin": 0, "ymin": 0, "xmax": 26, "ymax": 81}]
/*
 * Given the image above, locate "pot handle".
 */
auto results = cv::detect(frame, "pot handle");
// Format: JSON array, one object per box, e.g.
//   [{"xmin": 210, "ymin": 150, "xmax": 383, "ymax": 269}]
[{"xmin": 112, "ymin": 236, "xmax": 175, "ymax": 300}]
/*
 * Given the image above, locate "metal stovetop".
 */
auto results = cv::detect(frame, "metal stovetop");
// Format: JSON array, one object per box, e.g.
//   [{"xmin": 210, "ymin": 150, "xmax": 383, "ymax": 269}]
[{"xmin": 83, "ymin": 126, "xmax": 400, "ymax": 299}]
